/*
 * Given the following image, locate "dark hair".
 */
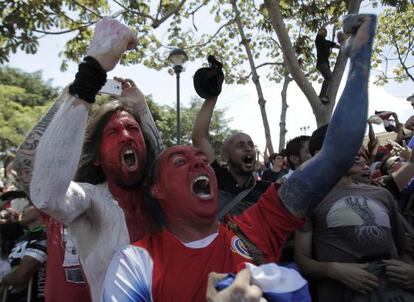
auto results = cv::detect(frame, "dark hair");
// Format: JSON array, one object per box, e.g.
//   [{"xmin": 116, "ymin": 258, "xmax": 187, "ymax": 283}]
[
  {"xmin": 268, "ymin": 153, "xmax": 282, "ymax": 163},
  {"xmin": 379, "ymin": 156, "xmax": 399, "ymax": 176},
  {"xmin": 309, "ymin": 124, "xmax": 329, "ymax": 156},
  {"xmin": 285, "ymin": 135, "xmax": 310, "ymax": 169},
  {"xmin": 74, "ymin": 100, "xmax": 155, "ymax": 185},
  {"xmin": 373, "ymin": 151, "xmax": 387, "ymax": 163}
]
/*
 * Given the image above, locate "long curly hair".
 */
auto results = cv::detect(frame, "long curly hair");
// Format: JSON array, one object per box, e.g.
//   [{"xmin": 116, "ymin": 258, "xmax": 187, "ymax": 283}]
[{"xmin": 74, "ymin": 100, "xmax": 155, "ymax": 185}]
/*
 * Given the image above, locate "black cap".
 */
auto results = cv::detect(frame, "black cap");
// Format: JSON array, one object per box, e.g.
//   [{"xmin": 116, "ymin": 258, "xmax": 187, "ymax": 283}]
[{"xmin": 193, "ymin": 55, "xmax": 224, "ymax": 99}]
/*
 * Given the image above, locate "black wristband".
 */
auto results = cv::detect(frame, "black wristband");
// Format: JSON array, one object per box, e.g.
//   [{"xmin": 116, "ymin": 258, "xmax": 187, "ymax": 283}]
[{"xmin": 69, "ymin": 56, "xmax": 107, "ymax": 103}]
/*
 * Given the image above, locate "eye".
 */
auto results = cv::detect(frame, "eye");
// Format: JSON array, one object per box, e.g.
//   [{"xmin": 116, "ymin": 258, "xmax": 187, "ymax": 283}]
[
  {"xmin": 173, "ymin": 157, "xmax": 187, "ymax": 167},
  {"xmin": 126, "ymin": 124, "xmax": 139, "ymax": 132},
  {"xmin": 105, "ymin": 128, "xmax": 117, "ymax": 136}
]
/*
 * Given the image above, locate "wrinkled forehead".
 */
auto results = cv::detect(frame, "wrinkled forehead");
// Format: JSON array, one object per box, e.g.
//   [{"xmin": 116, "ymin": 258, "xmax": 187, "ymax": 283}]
[
  {"xmin": 156, "ymin": 145, "xmax": 205, "ymax": 168},
  {"xmin": 106, "ymin": 110, "xmax": 138, "ymax": 126}
]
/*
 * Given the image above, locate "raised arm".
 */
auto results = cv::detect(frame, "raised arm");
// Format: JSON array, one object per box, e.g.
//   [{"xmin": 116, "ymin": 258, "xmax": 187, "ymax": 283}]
[
  {"xmin": 30, "ymin": 17, "xmax": 139, "ymax": 223},
  {"xmin": 192, "ymin": 55, "xmax": 224, "ymax": 164},
  {"xmin": 391, "ymin": 146, "xmax": 414, "ymax": 192},
  {"xmin": 192, "ymin": 96, "xmax": 218, "ymax": 163},
  {"xmin": 279, "ymin": 14, "xmax": 377, "ymax": 218},
  {"xmin": 14, "ymin": 89, "xmax": 67, "ymax": 195}
]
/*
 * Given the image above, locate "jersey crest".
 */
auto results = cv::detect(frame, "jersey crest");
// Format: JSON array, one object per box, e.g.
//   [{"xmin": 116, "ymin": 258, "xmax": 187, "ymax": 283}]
[{"xmin": 230, "ymin": 236, "xmax": 253, "ymax": 260}]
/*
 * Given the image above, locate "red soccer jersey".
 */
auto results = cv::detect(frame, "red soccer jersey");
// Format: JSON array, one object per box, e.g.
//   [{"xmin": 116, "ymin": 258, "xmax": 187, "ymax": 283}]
[{"xmin": 103, "ymin": 184, "xmax": 304, "ymax": 302}]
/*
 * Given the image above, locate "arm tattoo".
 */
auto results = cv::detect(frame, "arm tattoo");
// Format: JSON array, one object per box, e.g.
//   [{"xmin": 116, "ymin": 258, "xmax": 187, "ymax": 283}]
[
  {"xmin": 279, "ymin": 14, "xmax": 377, "ymax": 218},
  {"xmin": 14, "ymin": 91, "xmax": 71, "ymax": 195}
]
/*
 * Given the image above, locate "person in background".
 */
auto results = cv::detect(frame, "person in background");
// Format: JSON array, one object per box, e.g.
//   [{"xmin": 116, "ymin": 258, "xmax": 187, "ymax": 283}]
[
  {"xmin": 15, "ymin": 17, "xmax": 163, "ymax": 301},
  {"xmin": 315, "ymin": 27, "xmax": 344, "ymax": 103},
  {"xmin": 2, "ymin": 203, "xmax": 46, "ymax": 302}
]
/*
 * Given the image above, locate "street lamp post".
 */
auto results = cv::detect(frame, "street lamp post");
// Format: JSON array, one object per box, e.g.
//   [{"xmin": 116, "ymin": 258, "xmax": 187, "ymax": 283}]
[{"xmin": 168, "ymin": 48, "xmax": 188, "ymax": 145}]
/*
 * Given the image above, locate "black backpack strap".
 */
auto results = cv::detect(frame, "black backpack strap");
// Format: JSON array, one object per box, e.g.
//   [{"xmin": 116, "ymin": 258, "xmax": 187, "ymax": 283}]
[
  {"xmin": 218, "ymin": 177, "xmax": 255, "ymax": 220},
  {"xmin": 226, "ymin": 220, "xmax": 265, "ymax": 265}
]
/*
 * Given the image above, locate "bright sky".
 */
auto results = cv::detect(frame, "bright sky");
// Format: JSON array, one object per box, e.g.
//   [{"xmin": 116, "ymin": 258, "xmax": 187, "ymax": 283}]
[{"xmin": 5, "ymin": 4, "xmax": 413, "ymax": 156}]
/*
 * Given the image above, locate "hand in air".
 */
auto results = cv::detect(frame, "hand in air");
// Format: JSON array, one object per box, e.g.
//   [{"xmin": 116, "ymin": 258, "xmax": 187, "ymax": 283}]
[{"xmin": 87, "ymin": 17, "xmax": 138, "ymax": 71}]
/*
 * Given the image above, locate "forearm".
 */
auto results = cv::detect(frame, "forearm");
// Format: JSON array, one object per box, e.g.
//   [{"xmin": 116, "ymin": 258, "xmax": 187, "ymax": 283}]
[
  {"xmin": 14, "ymin": 88, "xmax": 68, "ymax": 195},
  {"xmin": 192, "ymin": 97, "xmax": 217, "ymax": 143},
  {"xmin": 192, "ymin": 97, "xmax": 217, "ymax": 162},
  {"xmin": 30, "ymin": 95, "xmax": 90, "ymax": 212},
  {"xmin": 135, "ymin": 100, "xmax": 164, "ymax": 156},
  {"xmin": 392, "ymin": 162, "xmax": 414, "ymax": 192},
  {"xmin": 368, "ymin": 123, "xmax": 376, "ymax": 144},
  {"xmin": 279, "ymin": 15, "xmax": 376, "ymax": 217},
  {"xmin": 3, "ymin": 270, "xmax": 31, "ymax": 287},
  {"xmin": 295, "ymin": 253, "xmax": 335, "ymax": 280}
]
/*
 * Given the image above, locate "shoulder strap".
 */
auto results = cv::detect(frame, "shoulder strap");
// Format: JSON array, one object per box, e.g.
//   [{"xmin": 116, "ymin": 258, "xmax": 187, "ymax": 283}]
[
  {"xmin": 217, "ymin": 177, "xmax": 255, "ymax": 220},
  {"xmin": 226, "ymin": 220, "xmax": 265, "ymax": 265}
]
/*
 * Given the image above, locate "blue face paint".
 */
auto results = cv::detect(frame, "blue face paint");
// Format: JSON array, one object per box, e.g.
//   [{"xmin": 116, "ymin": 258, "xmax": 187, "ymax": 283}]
[{"xmin": 279, "ymin": 14, "xmax": 377, "ymax": 217}]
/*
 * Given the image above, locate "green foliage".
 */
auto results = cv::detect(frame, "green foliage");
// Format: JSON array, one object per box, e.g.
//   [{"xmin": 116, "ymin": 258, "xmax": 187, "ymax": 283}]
[
  {"xmin": 0, "ymin": 0, "xmax": 108, "ymax": 65},
  {"xmin": 147, "ymin": 96, "xmax": 236, "ymax": 155},
  {"xmin": 0, "ymin": 67, "xmax": 58, "ymax": 106},
  {"xmin": 0, "ymin": 67, "xmax": 55, "ymax": 148},
  {"xmin": 373, "ymin": 4, "xmax": 414, "ymax": 85}
]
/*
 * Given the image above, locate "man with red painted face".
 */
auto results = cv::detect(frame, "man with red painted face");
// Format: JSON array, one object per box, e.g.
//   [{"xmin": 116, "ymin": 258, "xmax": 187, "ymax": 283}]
[
  {"xmin": 103, "ymin": 14, "xmax": 379, "ymax": 301},
  {"xmin": 14, "ymin": 18, "xmax": 162, "ymax": 302}
]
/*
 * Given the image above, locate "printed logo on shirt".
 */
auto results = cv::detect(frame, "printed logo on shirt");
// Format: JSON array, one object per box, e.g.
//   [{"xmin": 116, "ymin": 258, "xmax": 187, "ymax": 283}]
[{"xmin": 230, "ymin": 236, "xmax": 253, "ymax": 260}]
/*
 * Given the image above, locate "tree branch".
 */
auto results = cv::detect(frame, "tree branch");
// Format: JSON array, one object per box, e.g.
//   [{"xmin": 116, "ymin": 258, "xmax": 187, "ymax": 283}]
[
  {"xmin": 246, "ymin": 62, "xmax": 284, "ymax": 78},
  {"xmin": 391, "ymin": 29, "xmax": 414, "ymax": 82},
  {"xmin": 152, "ymin": 0, "xmax": 186, "ymax": 28},
  {"xmin": 189, "ymin": 20, "xmax": 235, "ymax": 49},
  {"xmin": 73, "ymin": 0, "xmax": 102, "ymax": 18},
  {"xmin": 112, "ymin": 0, "xmax": 156, "ymax": 23},
  {"xmin": 33, "ymin": 22, "xmax": 95, "ymax": 35}
]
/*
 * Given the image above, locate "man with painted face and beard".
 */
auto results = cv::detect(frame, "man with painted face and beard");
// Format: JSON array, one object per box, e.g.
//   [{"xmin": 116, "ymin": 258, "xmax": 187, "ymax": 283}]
[
  {"xmin": 14, "ymin": 18, "xmax": 162, "ymax": 302},
  {"xmin": 192, "ymin": 58, "xmax": 271, "ymax": 219},
  {"xmin": 103, "ymin": 14, "xmax": 378, "ymax": 302}
]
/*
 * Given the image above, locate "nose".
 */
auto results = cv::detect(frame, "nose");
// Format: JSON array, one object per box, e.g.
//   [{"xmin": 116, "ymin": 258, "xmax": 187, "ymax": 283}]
[
  {"xmin": 191, "ymin": 157, "xmax": 205, "ymax": 170},
  {"xmin": 245, "ymin": 144, "xmax": 254, "ymax": 152},
  {"xmin": 119, "ymin": 128, "xmax": 133, "ymax": 142}
]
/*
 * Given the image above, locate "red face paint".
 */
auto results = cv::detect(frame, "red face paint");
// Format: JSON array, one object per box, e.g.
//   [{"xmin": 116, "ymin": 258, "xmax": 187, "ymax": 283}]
[
  {"xmin": 153, "ymin": 146, "xmax": 218, "ymax": 225},
  {"xmin": 98, "ymin": 110, "xmax": 147, "ymax": 187}
]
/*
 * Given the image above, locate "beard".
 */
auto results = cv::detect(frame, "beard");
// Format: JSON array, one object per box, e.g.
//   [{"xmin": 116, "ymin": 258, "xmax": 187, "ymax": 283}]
[
  {"xmin": 227, "ymin": 158, "xmax": 255, "ymax": 176},
  {"xmin": 101, "ymin": 158, "xmax": 146, "ymax": 190}
]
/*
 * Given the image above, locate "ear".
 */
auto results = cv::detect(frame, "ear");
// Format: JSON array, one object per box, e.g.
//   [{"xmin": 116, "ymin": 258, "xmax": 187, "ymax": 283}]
[
  {"xmin": 151, "ymin": 183, "xmax": 165, "ymax": 200},
  {"xmin": 222, "ymin": 152, "xmax": 229, "ymax": 163}
]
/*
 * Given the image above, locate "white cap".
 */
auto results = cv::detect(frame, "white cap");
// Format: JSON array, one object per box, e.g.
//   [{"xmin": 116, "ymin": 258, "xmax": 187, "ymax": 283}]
[{"xmin": 246, "ymin": 262, "xmax": 307, "ymax": 293}]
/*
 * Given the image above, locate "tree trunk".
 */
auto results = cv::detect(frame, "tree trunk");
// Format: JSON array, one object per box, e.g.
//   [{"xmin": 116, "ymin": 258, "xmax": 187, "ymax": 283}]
[
  {"xmin": 279, "ymin": 69, "xmax": 291, "ymax": 152},
  {"xmin": 231, "ymin": 0, "xmax": 274, "ymax": 153},
  {"xmin": 264, "ymin": 0, "xmax": 330, "ymax": 127},
  {"xmin": 264, "ymin": 0, "xmax": 363, "ymax": 127},
  {"xmin": 327, "ymin": 0, "xmax": 362, "ymax": 113}
]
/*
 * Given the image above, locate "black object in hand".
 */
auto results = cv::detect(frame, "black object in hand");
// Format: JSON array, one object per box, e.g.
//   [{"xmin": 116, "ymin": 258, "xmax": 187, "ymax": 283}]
[{"xmin": 193, "ymin": 55, "xmax": 224, "ymax": 99}]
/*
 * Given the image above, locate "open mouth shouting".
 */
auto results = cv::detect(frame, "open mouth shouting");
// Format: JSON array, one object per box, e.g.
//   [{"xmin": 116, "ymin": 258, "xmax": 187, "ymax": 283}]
[
  {"xmin": 192, "ymin": 175, "xmax": 212, "ymax": 199},
  {"xmin": 121, "ymin": 148, "xmax": 138, "ymax": 171},
  {"xmin": 242, "ymin": 155, "xmax": 254, "ymax": 167}
]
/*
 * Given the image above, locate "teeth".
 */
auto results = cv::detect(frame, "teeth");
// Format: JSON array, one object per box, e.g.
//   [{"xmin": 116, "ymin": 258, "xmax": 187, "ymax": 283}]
[
  {"xmin": 197, "ymin": 193, "xmax": 211, "ymax": 198},
  {"xmin": 194, "ymin": 175, "xmax": 209, "ymax": 184},
  {"xmin": 124, "ymin": 150, "xmax": 134, "ymax": 155}
]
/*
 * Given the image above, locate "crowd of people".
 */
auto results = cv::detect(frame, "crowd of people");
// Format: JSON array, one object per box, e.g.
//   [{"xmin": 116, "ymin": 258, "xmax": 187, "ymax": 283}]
[{"xmin": 0, "ymin": 13, "xmax": 413, "ymax": 302}]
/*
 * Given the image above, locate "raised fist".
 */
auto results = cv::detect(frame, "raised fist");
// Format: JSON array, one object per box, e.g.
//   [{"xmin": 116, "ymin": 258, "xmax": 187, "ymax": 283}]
[
  {"xmin": 193, "ymin": 55, "xmax": 224, "ymax": 99},
  {"xmin": 342, "ymin": 14, "xmax": 377, "ymax": 58},
  {"xmin": 87, "ymin": 17, "xmax": 139, "ymax": 71}
]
